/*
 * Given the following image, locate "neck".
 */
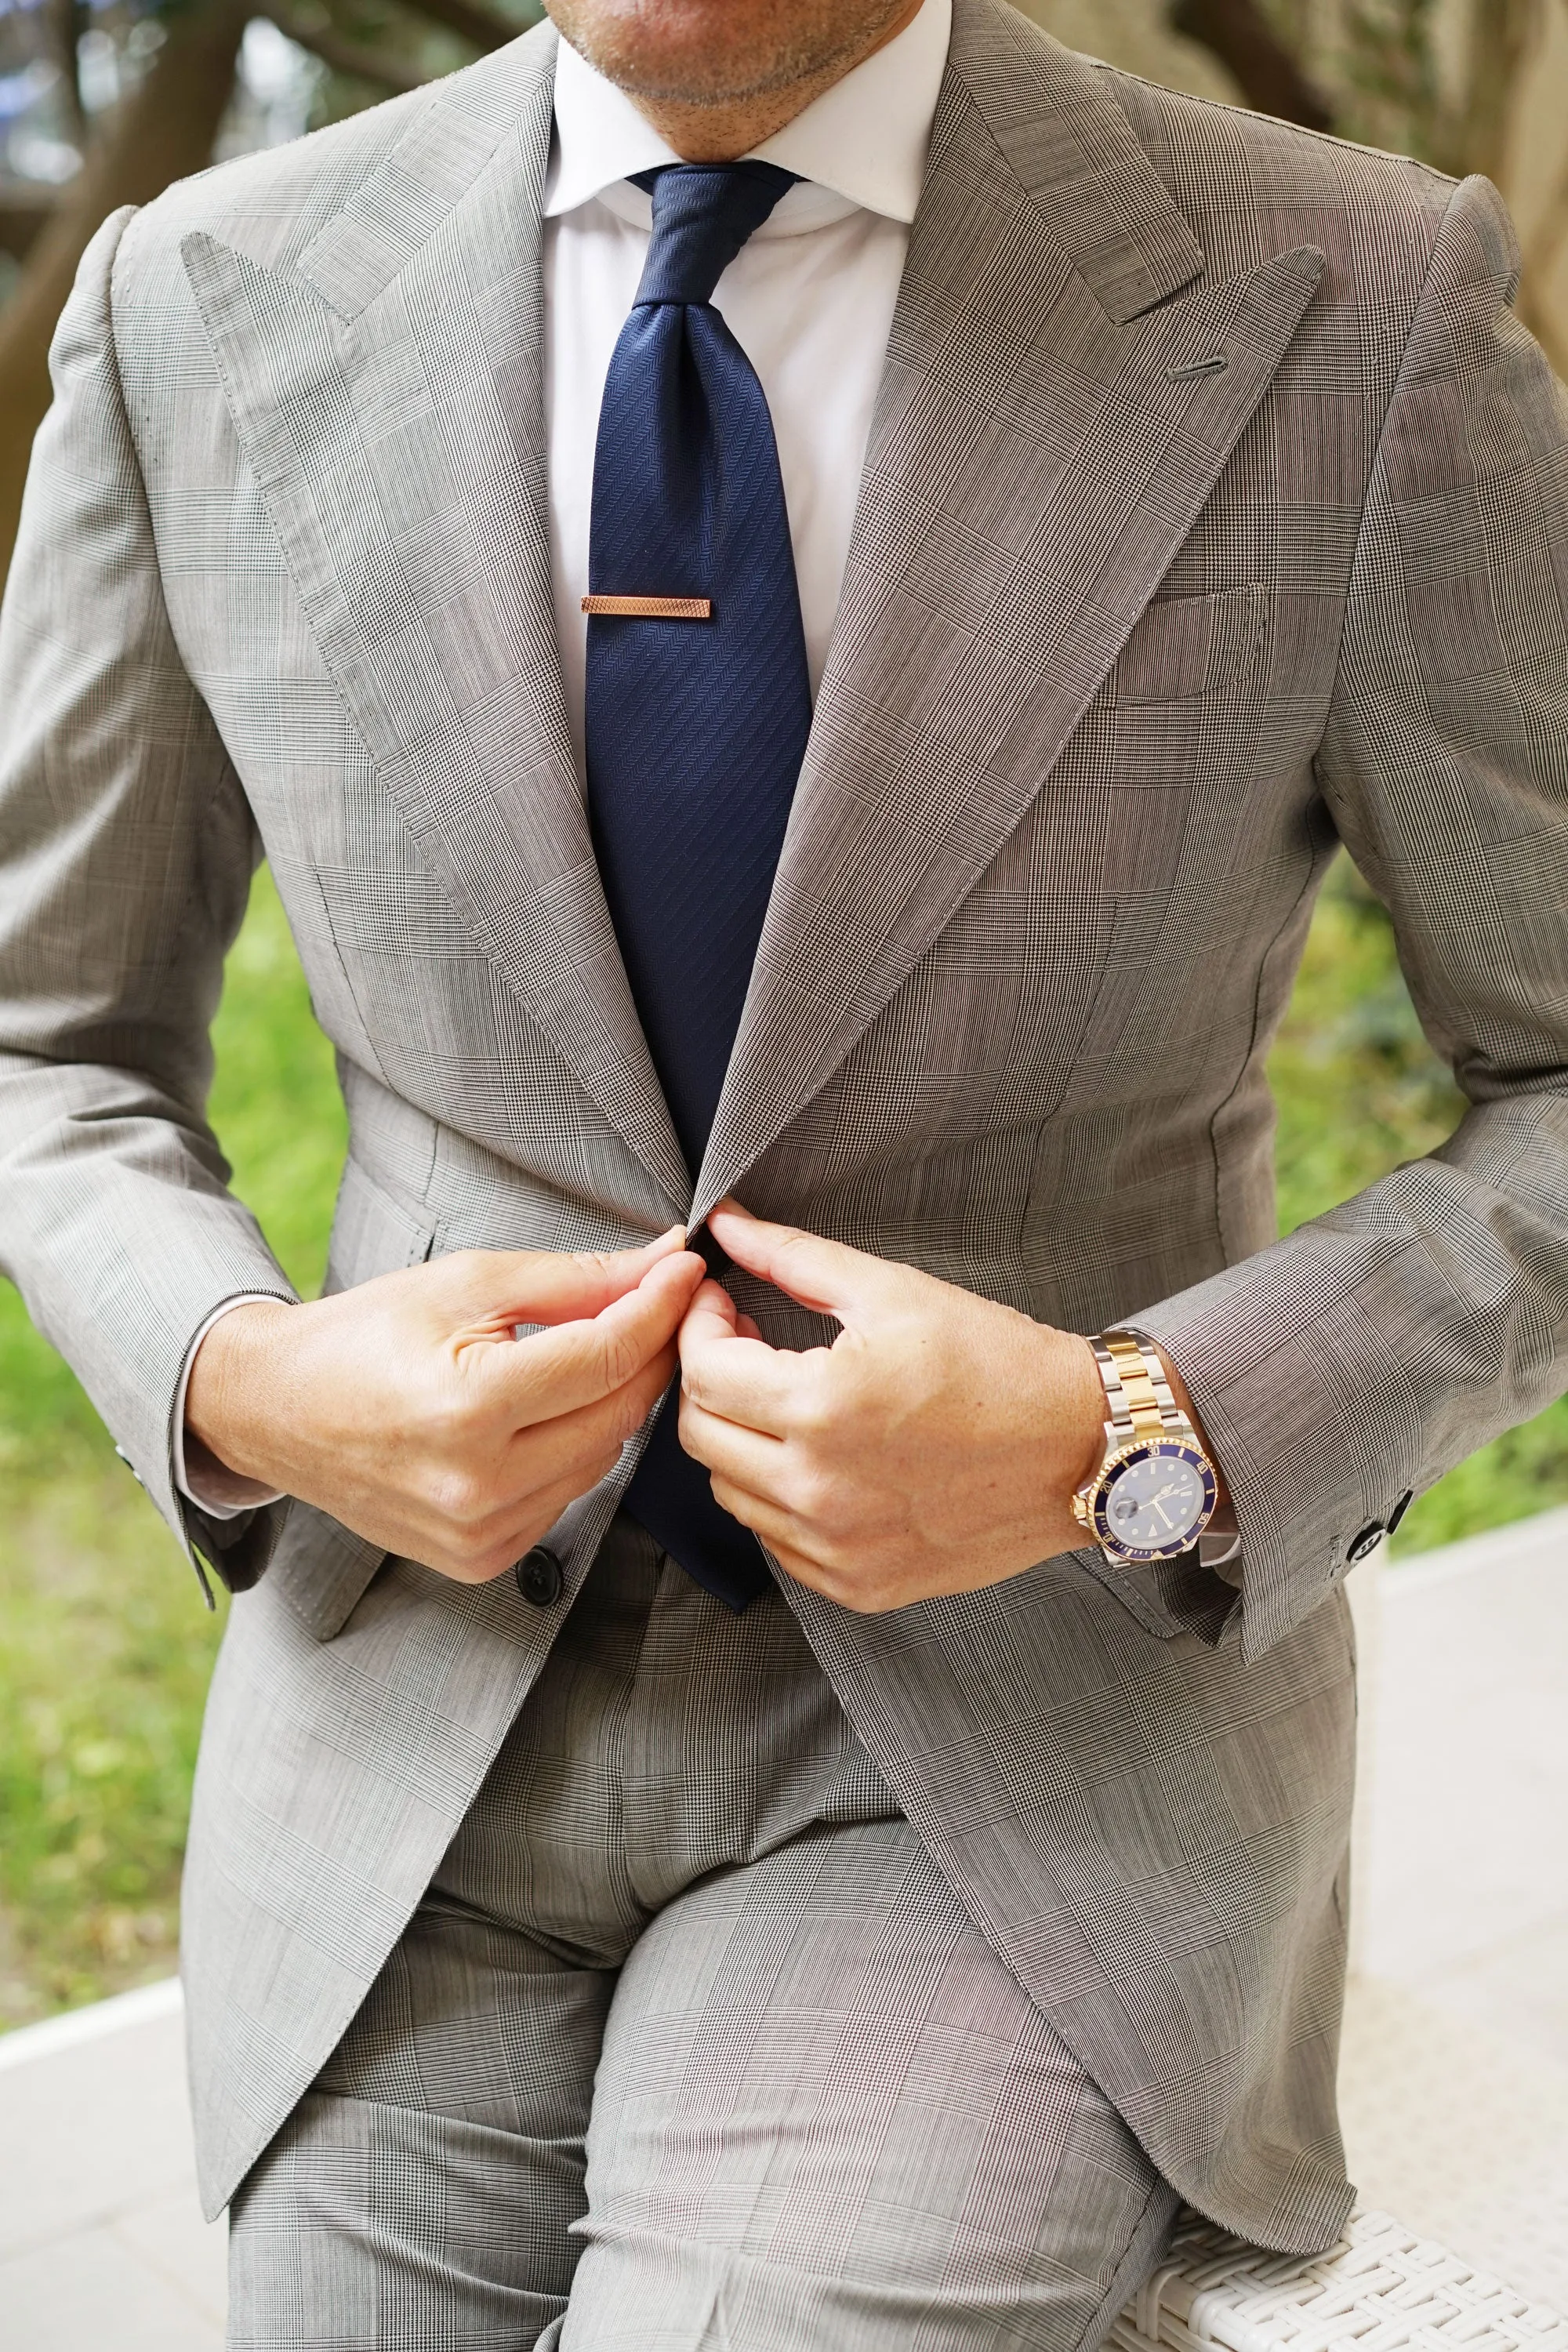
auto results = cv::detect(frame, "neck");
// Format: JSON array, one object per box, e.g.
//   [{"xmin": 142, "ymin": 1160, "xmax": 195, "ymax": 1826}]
[{"xmin": 619, "ymin": 0, "xmax": 923, "ymax": 163}]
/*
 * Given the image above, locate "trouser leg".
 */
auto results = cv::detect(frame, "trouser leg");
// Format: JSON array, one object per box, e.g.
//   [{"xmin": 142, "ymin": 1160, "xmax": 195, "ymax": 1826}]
[
  {"xmin": 557, "ymin": 1818, "xmax": 1178, "ymax": 2352},
  {"xmin": 227, "ymin": 1523, "xmax": 1177, "ymax": 2348},
  {"xmin": 226, "ymin": 1898, "xmax": 610, "ymax": 2350}
]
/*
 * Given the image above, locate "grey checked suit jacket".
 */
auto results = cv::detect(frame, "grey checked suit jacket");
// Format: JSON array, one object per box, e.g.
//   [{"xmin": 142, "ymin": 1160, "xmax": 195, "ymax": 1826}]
[{"xmin": 4, "ymin": 0, "xmax": 1568, "ymax": 2255}]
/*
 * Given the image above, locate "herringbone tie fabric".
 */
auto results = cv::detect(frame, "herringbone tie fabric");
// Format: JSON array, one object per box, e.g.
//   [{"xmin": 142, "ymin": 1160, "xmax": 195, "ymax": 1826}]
[{"xmin": 586, "ymin": 162, "xmax": 812, "ymax": 1611}]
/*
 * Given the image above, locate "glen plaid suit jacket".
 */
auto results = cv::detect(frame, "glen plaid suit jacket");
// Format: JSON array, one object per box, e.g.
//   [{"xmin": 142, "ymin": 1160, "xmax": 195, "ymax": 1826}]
[{"xmin": 4, "ymin": 0, "xmax": 1568, "ymax": 2249}]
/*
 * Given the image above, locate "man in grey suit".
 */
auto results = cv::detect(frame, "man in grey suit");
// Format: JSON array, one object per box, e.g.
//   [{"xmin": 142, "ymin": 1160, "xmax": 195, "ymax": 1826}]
[{"xmin": 3, "ymin": 0, "xmax": 1567, "ymax": 2336}]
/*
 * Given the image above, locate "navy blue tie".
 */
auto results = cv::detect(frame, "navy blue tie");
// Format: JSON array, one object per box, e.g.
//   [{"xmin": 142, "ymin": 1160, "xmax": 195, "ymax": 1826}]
[{"xmin": 585, "ymin": 162, "xmax": 812, "ymax": 1610}]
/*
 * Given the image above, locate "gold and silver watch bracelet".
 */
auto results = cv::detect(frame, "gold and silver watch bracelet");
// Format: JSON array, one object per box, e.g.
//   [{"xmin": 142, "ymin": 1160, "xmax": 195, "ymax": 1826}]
[{"xmin": 1089, "ymin": 1327, "xmax": 1240, "ymax": 1571}]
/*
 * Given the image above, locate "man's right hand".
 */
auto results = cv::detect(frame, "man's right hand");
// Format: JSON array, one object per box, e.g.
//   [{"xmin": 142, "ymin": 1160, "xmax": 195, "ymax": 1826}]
[{"xmin": 183, "ymin": 1230, "xmax": 705, "ymax": 1582}]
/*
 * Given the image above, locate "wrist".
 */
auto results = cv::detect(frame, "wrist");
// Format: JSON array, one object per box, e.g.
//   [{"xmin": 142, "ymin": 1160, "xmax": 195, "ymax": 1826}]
[
  {"xmin": 1023, "ymin": 1329, "xmax": 1112, "ymax": 1559},
  {"xmin": 186, "ymin": 1298, "xmax": 296, "ymax": 1487},
  {"xmin": 1060, "ymin": 1330, "xmax": 1110, "ymax": 1495}
]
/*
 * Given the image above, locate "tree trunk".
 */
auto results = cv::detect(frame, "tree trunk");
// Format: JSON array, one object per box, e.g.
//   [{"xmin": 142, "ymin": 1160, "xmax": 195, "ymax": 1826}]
[
  {"xmin": 1170, "ymin": 0, "xmax": 1332, "ymax": 129},
  {"xmin": 391, "ymin": 0, "xmax": 517, "ymax": 57},
  {"xmin": 44, "ymin": 0, "xmax": 89, "ymax": 146},
  {"xmin": 272, "ymin": 5, "xmax": 430, "ymax": 95},
  {"xmin": 0, "ymin": 0, "xmax": 249, "ymax": 586},
  {"xmin": 1443, "ymin": 0, "xmax": 1542, "ymax": 183}
]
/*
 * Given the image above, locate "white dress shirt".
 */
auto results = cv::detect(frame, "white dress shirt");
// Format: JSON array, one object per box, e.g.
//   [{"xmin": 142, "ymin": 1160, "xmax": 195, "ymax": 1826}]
[
  {"xmin": 177, "ymin": 0, "xmax": 952, "ymax": 1515},
  {"xmin": 546, "ymin": 0, "xmax": 951, "ymax": 753}
]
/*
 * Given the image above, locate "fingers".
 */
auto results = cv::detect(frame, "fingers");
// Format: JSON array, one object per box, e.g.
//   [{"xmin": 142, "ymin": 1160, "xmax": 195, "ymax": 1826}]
[
  {"xmin": 526, "ymin": 1222, "xmax": 691, "ymax": 1323},
  {"xmin": 681, "ymin": 1393, "xmax": 851, "ymax": 1592},
  {"xmin": 706, "ymin": 1201, "xmax": 899, "ymax": 1323},
  {"xmin": 477, "ymin": 1249, "xmax": 702, "ymax": 1429},
  {"xmin": 678, "ymin": 1279, "xmax": 815, "ymax": 1437},
  {"xmin": 569, "ymin": 1330, "xmax": 680, "ymax": 1454},
  {"xmin": 701, "ymin": 1475, "xmax": 828, "ymax": 1595},
  {"xmin": 679, "ymin": 1274, "xmax": 739, "ymax": 1348},
  {"xmin": 436, "ymin": 1228, "xmax": 691, "ymax": 1334},
  {"xmin": 503, "ymin": 1336, "xmax": 677, "ymax": 1486},
  {"xmin": 678, "ymin": 1278, "xmax": 763, "ymax": 1341},
  {"xmin": 423, "ymin": 1350, "xmax": 680, "ymax": 1583},
  {"xmin": 679, "ymin": 1387, "xmax": 787, "ymax": 1491},
  {"xmin": 431, "ymin": 1439, "xmax": 636, "ymax": 1585}
]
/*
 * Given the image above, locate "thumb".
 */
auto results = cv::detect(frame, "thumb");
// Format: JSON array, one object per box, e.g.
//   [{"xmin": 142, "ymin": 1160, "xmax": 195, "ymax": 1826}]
[
  {"xmin": 434, "ymin": 1228, "xmax": 690, "ymax": 1336},
  {"xmin": 706, "ymin": 1202, "xmax": 901, "ymax": 1324},
  {"xmin": 474, "ymin": 1247, "xmax": 700, "ymax": 1429},
  {"xmin": 678, "ymin": 1276, "xmax": 741, "ymax": 1363}
]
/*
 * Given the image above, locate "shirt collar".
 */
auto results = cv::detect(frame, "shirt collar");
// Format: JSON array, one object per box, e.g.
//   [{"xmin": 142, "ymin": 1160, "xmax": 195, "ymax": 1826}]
[{"xmin": 544, "ymin": 0, "xmax": 952, "ymax": 227}]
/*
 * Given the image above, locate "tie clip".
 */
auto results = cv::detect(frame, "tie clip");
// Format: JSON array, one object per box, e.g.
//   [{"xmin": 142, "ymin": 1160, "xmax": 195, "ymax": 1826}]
[{"xmin": 582, "ymin": 594, "xmax": 713, "ymax": 620}]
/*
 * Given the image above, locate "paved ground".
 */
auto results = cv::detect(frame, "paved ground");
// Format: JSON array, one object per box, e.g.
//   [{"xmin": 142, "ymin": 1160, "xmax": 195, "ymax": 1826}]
[
  {"xmin": 1338, "ymin": 1512, "xmax": 1568, "ymax": 2314},
  {"xmin": 2, "ymin": 1511, "xmax": 1566, "ymax": 2348},
  {"xmin": 0, "ymin": 1980, "xmax": 224, "ymax": 2348}
]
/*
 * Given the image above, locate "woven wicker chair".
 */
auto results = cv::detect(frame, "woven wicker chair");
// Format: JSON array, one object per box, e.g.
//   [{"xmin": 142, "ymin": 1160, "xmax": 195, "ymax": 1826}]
[{"xmin": 1113, "ymin": 2207, "xmax": 1568, "ymax": 2352}]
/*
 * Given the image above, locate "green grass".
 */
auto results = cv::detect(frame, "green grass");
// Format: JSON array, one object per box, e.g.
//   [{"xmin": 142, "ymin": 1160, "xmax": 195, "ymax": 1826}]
[
  {"xmin": 0, "ymin": 1464, "xmax": 228, "ymax": 2024},
  {"xmin": 1, "ymin": 852, "xmax": 1564, "ymax": 2022},
  {"xmin": 0, "ymin": 866, "xmax": 344, "ymax": 2026},
  {"xmin": 1270, "ymin": 859, "xmax": 1568, "ymax": 1555}
]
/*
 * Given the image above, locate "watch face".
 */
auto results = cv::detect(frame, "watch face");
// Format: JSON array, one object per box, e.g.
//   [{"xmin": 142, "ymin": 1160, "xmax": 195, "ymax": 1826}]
[{"xmin": 1096, "ymin": 1441, "xmax": 1216, "ymax": 1560}]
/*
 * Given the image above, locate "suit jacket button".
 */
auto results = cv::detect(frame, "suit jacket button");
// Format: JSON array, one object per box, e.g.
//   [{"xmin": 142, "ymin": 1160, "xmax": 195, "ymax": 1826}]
[
  {"xmin": 1347, "ymin": 1523, "xmax": 1385, "ymax": 1564},
  {"xmin": 1386, "ymin": 1488, "xmax": 1414, "ymax": 1533},
  {"xmin": 515, "ymin": 1544, "xmax": 564, "ymax": 1607}
]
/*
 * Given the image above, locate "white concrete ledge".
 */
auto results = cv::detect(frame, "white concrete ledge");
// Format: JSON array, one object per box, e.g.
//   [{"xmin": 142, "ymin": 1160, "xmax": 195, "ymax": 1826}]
[
  {"xmin": 0, "ymin": 1976, "xmax": 183, "ymax": 2074},
  {"xmin": 0, "ymin": 1972, "xmax": 225, "ymax": 2349}
]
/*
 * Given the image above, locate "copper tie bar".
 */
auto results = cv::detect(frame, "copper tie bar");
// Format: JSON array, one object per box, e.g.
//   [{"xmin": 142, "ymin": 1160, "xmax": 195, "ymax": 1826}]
[{"xmin": 582, "ymin": 594, "xmax": 713, "ymax": 620}]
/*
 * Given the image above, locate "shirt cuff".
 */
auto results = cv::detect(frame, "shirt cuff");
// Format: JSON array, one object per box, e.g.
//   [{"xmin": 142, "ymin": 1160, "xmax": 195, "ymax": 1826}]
[{"xmin": 174, "ymin": 1295, "xmax": 287, "ymax": 1518}]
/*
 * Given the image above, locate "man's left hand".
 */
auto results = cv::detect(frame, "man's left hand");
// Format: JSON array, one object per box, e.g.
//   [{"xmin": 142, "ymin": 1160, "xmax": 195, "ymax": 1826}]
[{"xmin": 677, "ymin": 1201, "xmax": 1109, "ymax": 1612}]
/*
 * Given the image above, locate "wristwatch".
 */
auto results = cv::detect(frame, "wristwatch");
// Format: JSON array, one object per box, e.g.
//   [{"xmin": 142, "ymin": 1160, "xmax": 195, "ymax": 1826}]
[{"xmin": 1072, "ymin": 1328, "xmax": 1219, "ymax": 1566}]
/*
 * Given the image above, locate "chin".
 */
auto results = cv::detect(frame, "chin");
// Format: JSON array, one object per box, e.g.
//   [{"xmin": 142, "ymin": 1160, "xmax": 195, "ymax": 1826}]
[{"xmin": 547, "ymin": 0, "xmax": 849, "ymax": 107}]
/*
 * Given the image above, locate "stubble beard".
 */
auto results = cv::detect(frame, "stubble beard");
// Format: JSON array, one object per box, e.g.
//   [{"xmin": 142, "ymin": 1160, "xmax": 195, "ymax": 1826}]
[{"xmin": 547, "ymin": 0, "xmax": 910, "ymax": 111}]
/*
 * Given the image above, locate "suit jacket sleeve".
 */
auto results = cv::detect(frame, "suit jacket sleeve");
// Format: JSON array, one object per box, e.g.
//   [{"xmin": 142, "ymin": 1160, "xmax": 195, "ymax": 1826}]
[
  {"xmin": 0, "ymin": 209, "xmax": 298, "ymax": 1592},
  {"xmin": 1138, "ymin": 174, "xmax": 1568, "ymax": 1663}
]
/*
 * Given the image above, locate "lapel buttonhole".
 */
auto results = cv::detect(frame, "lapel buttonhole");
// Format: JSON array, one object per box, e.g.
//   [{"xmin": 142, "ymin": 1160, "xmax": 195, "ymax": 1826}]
[{"xmin": 1170, "ymin": 354, "xmax": 1230, "ymax": 381}]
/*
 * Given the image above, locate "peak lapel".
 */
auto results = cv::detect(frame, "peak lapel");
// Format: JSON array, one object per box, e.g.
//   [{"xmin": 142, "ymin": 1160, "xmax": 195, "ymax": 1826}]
[
  {"xmin": 183, "ymin": 25, "xmax": 690, "ymax": 1213},
  {"xmin": 693, "ymin": 1, "xmax": 1323, "ymax": 1225}
]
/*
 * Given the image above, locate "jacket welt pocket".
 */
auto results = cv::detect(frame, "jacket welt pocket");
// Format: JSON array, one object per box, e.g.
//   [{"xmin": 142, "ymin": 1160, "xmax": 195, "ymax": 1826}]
[
  {"xmin": 1099, "ymin": 586, "xmax": 1265, "ymax": 706},
  {"xmin": 323, "ymin": 1155, "xmax": 437, "ymax": 1296}
]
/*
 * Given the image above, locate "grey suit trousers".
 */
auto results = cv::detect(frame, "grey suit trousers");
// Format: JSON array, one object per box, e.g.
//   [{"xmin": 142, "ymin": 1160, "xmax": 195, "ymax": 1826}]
[{"xmin": 227, "ymin": 1519, "xmax": 1178, "ymax": 2350}]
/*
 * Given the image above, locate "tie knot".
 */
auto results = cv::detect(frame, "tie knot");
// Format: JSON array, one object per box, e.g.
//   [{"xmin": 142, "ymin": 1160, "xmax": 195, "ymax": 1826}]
[{"xmin": 631, "ymin": 162, "xmax": 798, "ymax": 307}]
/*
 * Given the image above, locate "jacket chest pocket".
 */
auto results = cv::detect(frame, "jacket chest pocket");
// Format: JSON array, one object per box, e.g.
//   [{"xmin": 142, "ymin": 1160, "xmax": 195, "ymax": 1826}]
[
  {"xmin": 797, "ymin": 592, "xmax": 1272, "ymax": 1166},
  {"xmin": 1059, "ymin": 585, "xmax": 1269, "ymax": 793},
  {"xmin": 1105, "ymin": 586, "xmax": 1265, "ymax": 703},
  {"xmin": 1035, "ymin": 586, "xmax": 1272, "ymax": 1112}
]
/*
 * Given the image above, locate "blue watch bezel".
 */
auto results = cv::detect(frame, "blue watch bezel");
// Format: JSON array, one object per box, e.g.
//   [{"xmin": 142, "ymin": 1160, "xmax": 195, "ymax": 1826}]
[{"xmin": 1092, "ymin": 1438, "xmax": 1218, "ymax": 1563}]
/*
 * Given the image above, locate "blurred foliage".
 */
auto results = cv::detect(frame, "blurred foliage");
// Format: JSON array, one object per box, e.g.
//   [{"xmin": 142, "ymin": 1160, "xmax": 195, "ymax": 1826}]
[
  {"xmin": 1272, "ymin": 857, "xmax": 1568, "ymax": 1553},
  {"xmin": 0, "ymin": 1463, "xmax": 225, "ymax": 2024},
  {"xmin": 1272, "ymin": 854, "xmax": 1463, "ymax": 1237},
  {"xmin": 1332, "ymin": 0, "xmax": 1443, "ymax": 154},
  {"xmin": 1314, "ymin": 0, "xmax": 1543, "ymax": 187},
  {"xmin": 0, "ymin": 867, "xmax": 343, "ymax": 2025}
]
